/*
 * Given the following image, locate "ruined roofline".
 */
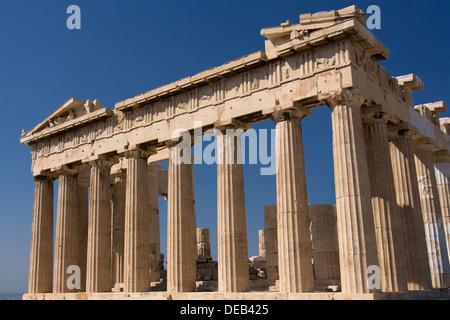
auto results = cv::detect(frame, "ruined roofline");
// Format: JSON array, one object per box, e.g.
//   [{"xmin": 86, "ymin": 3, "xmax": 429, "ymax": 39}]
[
  {"xmin": 115, "ymin": 5, "xmax": 387, "ymax": 112},
  {"xmin": 260, "ymin": 5, "xmax": 367, "ymax": 40},
  {"xmin": 114, "ymin": 51, "xmax": 268, "ymax": 111},
  {"xmin": 261, "ymin": 5, "xmax": 388, "ymax": 61}
]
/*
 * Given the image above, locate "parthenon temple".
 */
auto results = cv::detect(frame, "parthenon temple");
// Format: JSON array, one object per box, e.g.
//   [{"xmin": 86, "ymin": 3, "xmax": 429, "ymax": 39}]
[{"xmin": 21, "ymin": 6, "xmax": 450, "ymax": 300}]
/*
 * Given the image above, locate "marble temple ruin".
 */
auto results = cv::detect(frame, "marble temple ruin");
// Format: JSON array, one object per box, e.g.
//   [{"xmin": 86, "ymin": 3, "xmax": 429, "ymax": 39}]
[{"xmin": 20, "ymin": 6, "xmax": 450, "ymax": 300}]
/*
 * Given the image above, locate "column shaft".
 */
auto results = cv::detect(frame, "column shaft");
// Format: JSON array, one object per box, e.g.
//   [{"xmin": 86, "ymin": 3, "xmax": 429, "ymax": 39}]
[
  {"xmin": 274, "ymin": 110, "xmax": 314, "ymax": 293},
  {"xmin": 217, "ymin": 128, "xmax": 249, "ymax": 292},
  {"xmin": 414, "ymin": 141, "xmax": 450, "ymax": 288},
  {"xmin": 124, "ymin": 151, "xmax": 151, "ymax": 292},
  {"xmin": 167, "ymin": 144, "xmax": 197, "ymax": 292},
  {"xmin": 53, "ymin": 172, "xmax": 79, "ymax": 293},
  {"xmin": 389, "ymin": 128, "xmax": 432, "ymax": 290},
  {"xmin": 112, "ymin": 170, "xmax": 126, "ymax": 287},
  {"xmin": 28, "ymin": 176, "xmax": 54, "ymax": 294},
  {"xmin": 148, "ymin": 165, "xmax": 161, "ymax": 282},
  {"xmin": 434, "ymin": 156, "xmax": 450, "ymax": 267},
  {"xmin": 328, "ymin": 96, "xmax": 379, "ymax": 294},
  {"xmin": 77, "ymin": 174, "xmax": 89, "ymax": 292},
  {"xmin": 362, "ymin": 112, "xmax": 407, "ymax": 292},
  {"xmin": 86, "ymin": 160, "xmax": 113, "ymax": 293}
]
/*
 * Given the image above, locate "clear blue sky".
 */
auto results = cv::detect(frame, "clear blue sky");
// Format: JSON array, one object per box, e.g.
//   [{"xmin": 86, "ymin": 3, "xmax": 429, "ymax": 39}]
[{"xmin": 0, "ymin": 0, "xmax": 449, "ymax": 295}]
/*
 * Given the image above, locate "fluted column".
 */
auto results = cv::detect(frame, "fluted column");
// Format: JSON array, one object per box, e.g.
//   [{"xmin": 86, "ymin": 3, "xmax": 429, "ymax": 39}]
[
  {"xmin": 272, "ymin": 108, "xmax": 314, "ymax": 293},
  {"xmin": 53, "ymin": 169, "xmax": 80, "ymax": 293},
  {"xmin": 28, "ymin": 174, "xmax": 55, "ymax": 294},
  {"xmin": 86, "ymin": 159, "xmax": 114, "ymax": 293},
  {"xmin": 324, "ymin": 91, "xmax": 379, "ymax": 294},
  {"xmin": 362, "ymin": 110, "xmax": 407, "ymax": 292},
  {"xmin": 217, "ymin": 124, "xmax": 249, "ymax": 293},
  {"xmin": 414, "ymin": 139, "xmax": 450, "ymax": 288},
  {"xmin": 111, "ymin": 168, "xmax": 126, "ymax": 288},
  {"xmin": 389, "ymin": 125, "xmax": 432, "ymax": 290},
  {"xmin": 76, "ymin": 169, "xmax": 89, "ymax": 292},
  {"xmin": 124, "ymin": 148, "xmax": 152, "ymax": 292},
  {"xmin": 434, "ymin": 152, "xmax": 450, "ymax": 266},
  {"xmin": 148, "ymin": 164, "xmax": 162, "ymax": 282},
  {"xmin": 167, "ymin": 140, "xmax": 197, "ymax": 293}
]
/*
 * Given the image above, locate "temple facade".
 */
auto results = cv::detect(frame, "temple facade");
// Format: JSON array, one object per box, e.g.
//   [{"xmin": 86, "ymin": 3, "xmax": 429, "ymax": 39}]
[{"xmin": 21, "ymin": 6, "xmax": 450, "ymax": 300}]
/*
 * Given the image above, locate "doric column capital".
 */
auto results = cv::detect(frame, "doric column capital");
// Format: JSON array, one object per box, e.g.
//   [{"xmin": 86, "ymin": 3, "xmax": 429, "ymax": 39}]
[
  {"xmin": 214, "ymin": 118, "xmax": 251, "ymax": 132},
  {"xmin": 361, "ymin": 107, "xmax": 391, "ymax": 124},
  {"xmin": 33, "ymin": 172, "xmax": 57, "ymax": 182},
  {"xmin": 124, "ymin": 146, "xmax": 156, "ymax": 160},
  {"xmin": 52, "ymin": 165, "xmax": 80, "ymax": 177},
  {"xmin": 88, "ymin": 158, "xmax": 116, "ymax": 169},
  {"xmin": 413, "ymin": 137, "xmax": 436, "ymax": 152},
  {"xmin": 111, "ymin": 167, "xmax": 127, "ymax": 178},
  {"xmin": 388, "ymin": 123, "xmax": 416, "ymax": 141},
  {"xmin": 433, "ymin": 150, "xmax": 450, "ymax": 163},
  {"xmin": 320, "ymin": 88, "xmax": 366, "ymax": 110},
  {"xmin": 271, "ymin": 107, "xmax": 311, "ymax": 123}
]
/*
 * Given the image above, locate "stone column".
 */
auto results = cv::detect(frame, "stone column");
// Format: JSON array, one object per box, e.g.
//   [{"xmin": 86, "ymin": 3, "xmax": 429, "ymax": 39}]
[
  {"xmin": 324, "ymin": 91, "xmax": 379, "ymax": 294},
  {"xmin": 53, "ymin": 169, "xmax": 80, "ymax": 293},
  {"xmin": 28, "ymin": 174, "xmax": 55, "ymax": 294},
  {"xmin": 388, "ymin": 125, "xmax": 432, "ymax": 290},
  {"xmin": 434, "ymin": 151, "xmax": 450, "ymax": 265},
  {"xmin": 309, "ymin": 205, "xmax": 340, "ymax": 289},
  {"xmin": 362, "ymin": 110, "xmax": 408, "ymax": 292},
  {"xmin": 76, "ymin": 168, "xmax": 90, "ymax": 293},
  {"xmin": 111, "ymin": 168, "xmax": 126, "ymax": 288},
  {"xmin": 216, "ymin": 124, "xmax": 249, "ymax": 293},
  {"xmin": 86, "ymin": 159, "xmax": 114, "ymax": 293},
  {"xmin": 124, "ymin": 148, "xmax": 152, "ymax": 293},
  {"xmin": 148, "ymin": 164, "xmax": 162, "ymax": 282},
  {"xmin": 272, "ymin": 108, "xmax": 314, "ymax": 293},
  {"xmin": 414, "ymin": 139, "xmax": 450, "ymax": 288},
  {"xmin": 167, "ymin": 141, "xmax": 197, "ymax": 292}
]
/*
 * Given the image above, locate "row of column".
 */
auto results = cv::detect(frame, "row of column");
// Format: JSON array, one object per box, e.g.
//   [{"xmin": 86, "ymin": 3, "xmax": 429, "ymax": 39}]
[
  {"xmin": 28, "ymin": 150, "xmax": 164, "ymax": 294},
  {"xmin": 28, "ymin": 92, "xmax": 450, "ymax": 295},
  {"xmin": 327, "ymin": 91, "xmax": 450, "ymax": 293}
]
